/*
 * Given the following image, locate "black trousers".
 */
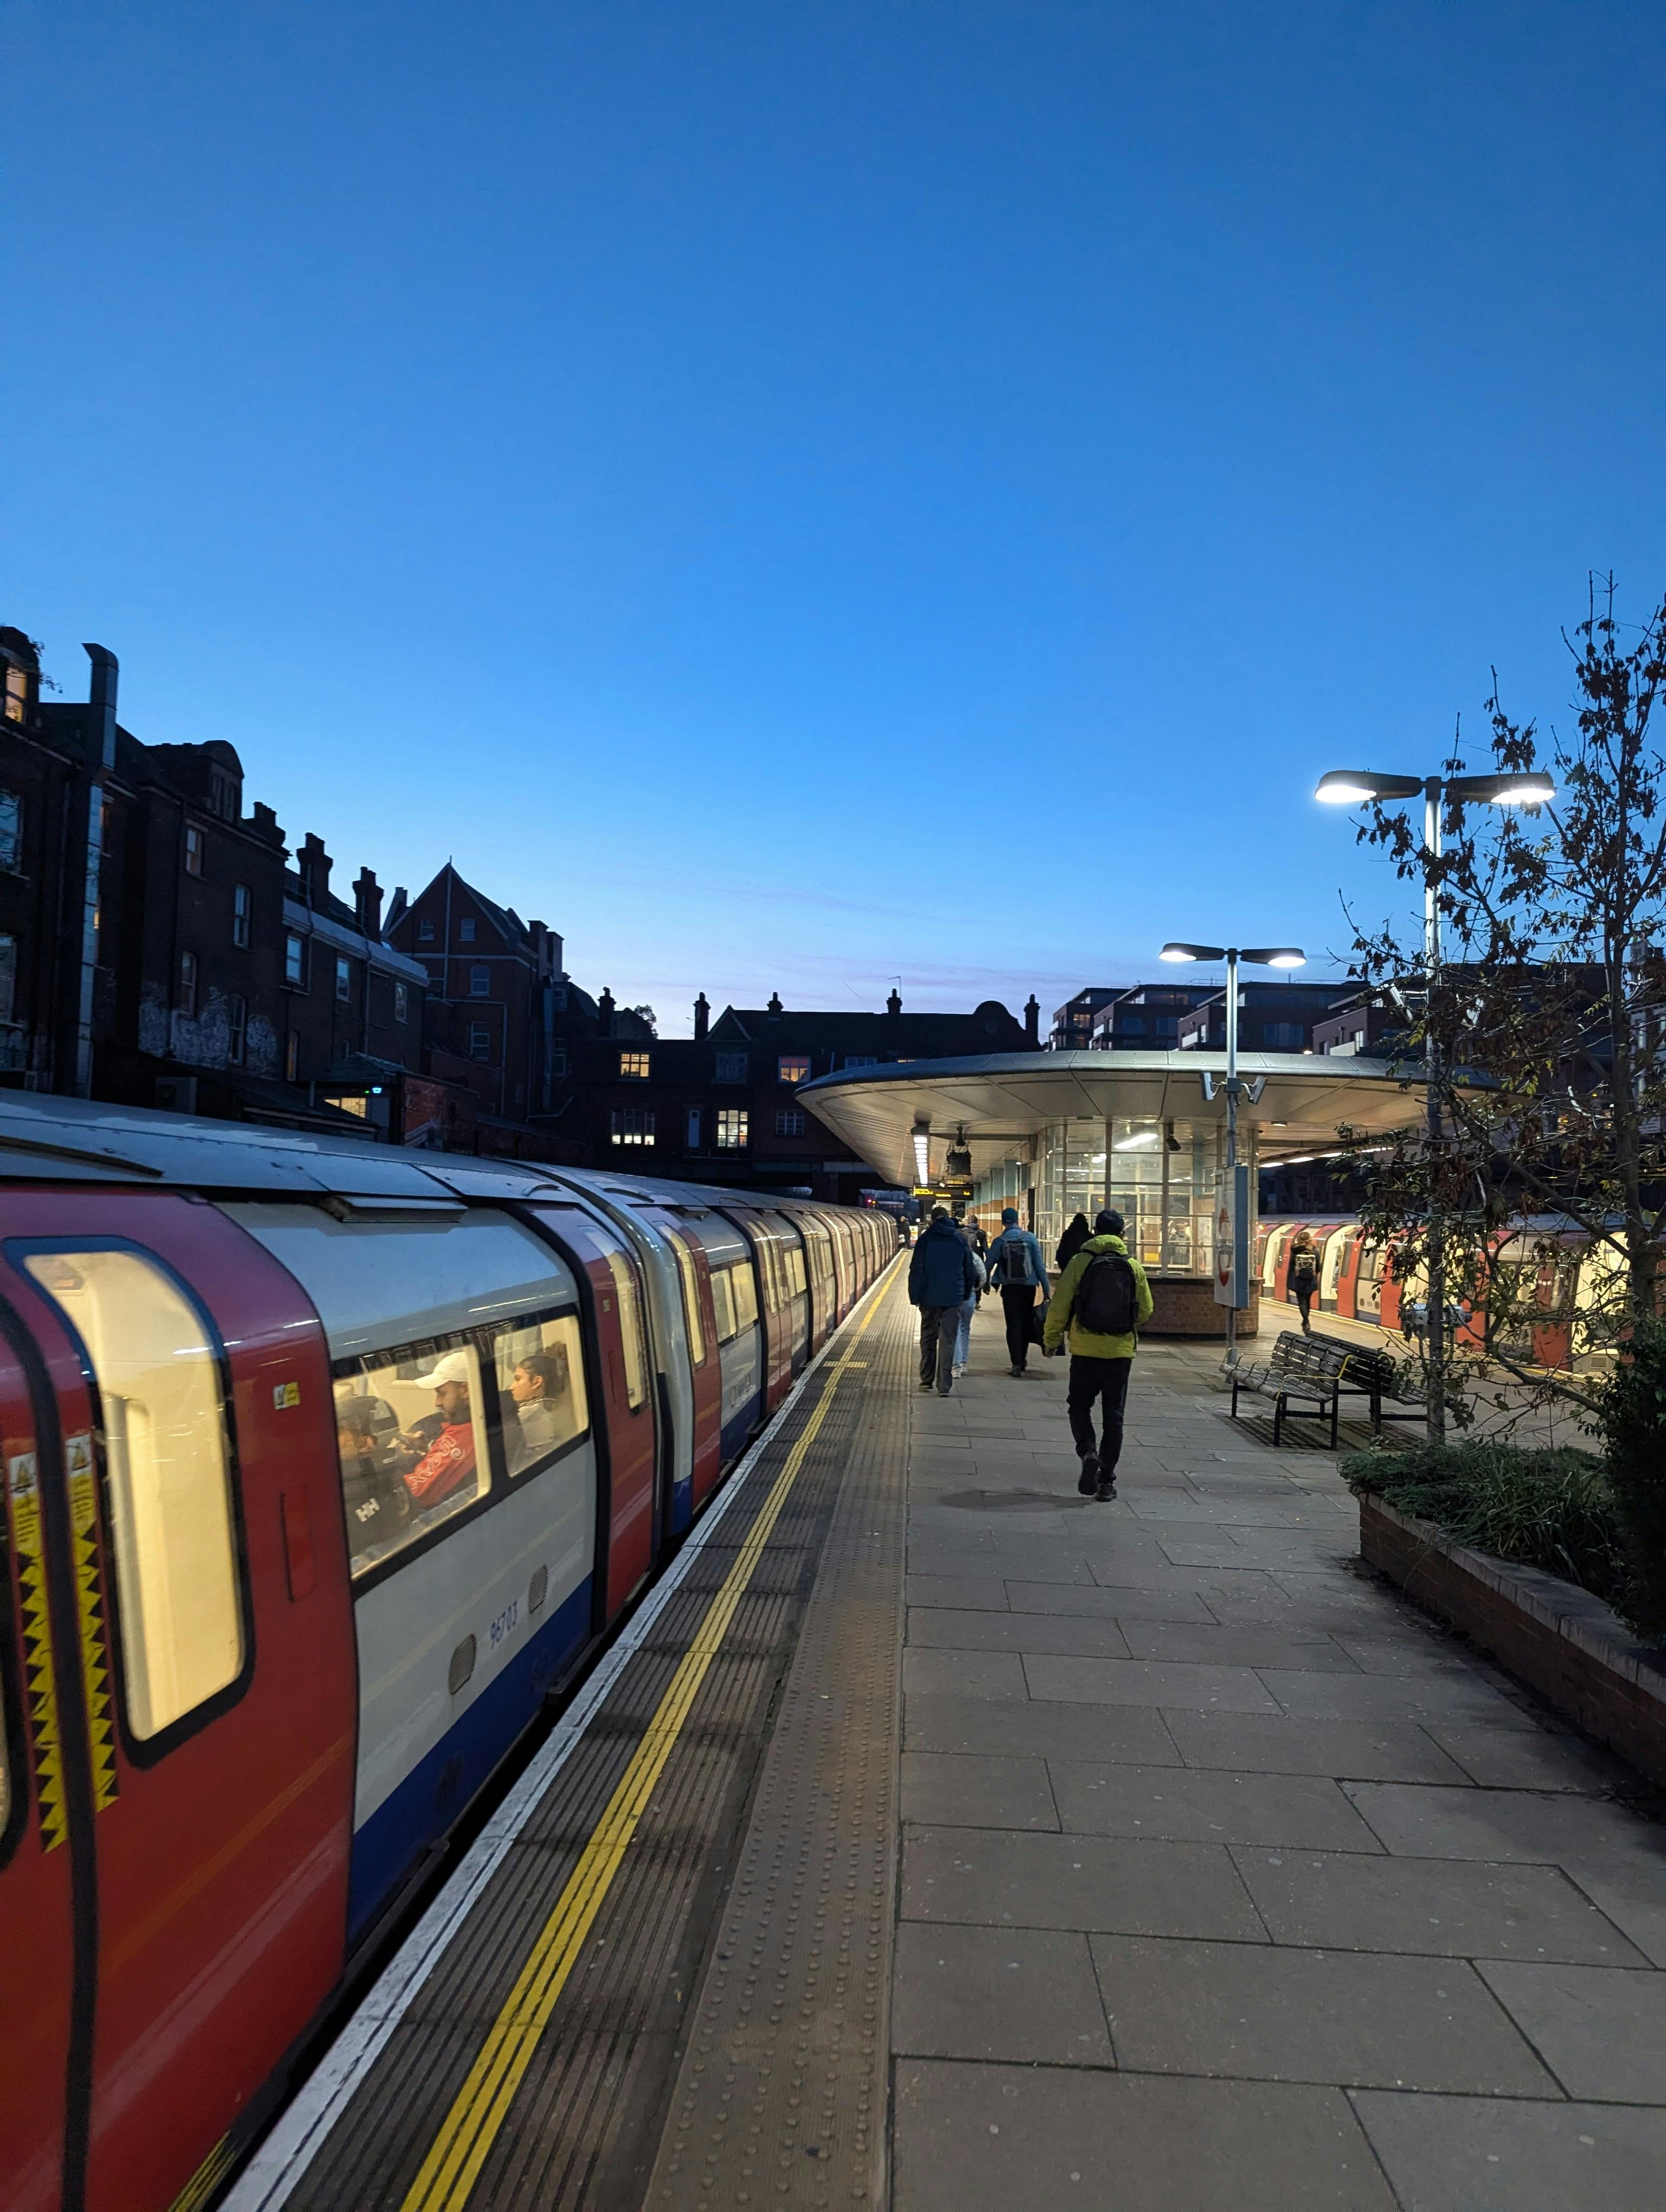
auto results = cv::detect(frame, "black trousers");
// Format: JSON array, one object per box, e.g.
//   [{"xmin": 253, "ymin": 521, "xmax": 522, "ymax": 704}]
[
  {"xmin": 1294, "ymin": 1279, "xmax": 1316, "ymax": 1327},
  {"xmin": 1067, "ymin": 1354, "xmax": 1132, "ymax": 1469},
  {"xmin": 918, "ymin": 1305, "xmax": 960, "ymax": 1393},
  {"xmin": 999, "ymin": 1283, "xmax": 1037, "ymax": 1369}
]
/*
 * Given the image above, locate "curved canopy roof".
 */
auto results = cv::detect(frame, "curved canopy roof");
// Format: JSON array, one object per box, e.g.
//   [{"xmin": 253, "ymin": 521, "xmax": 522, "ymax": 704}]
[{"xmin": 799, "ymin": 1049, "xmax": 1439, "ymax": 1185}]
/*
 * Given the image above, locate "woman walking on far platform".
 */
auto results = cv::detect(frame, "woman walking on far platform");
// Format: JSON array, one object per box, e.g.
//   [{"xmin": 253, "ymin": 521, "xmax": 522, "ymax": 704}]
[{"xmin": 1289, "ymin": 1229, "xmax": 1319, "ymax": 1334}]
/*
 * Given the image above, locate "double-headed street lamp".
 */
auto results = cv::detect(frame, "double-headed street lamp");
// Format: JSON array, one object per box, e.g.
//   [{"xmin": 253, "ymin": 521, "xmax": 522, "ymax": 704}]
[
  {"xmin": 1159, "ymin": 941, "xmax": 1306, "ymax": 1367},
  {"xmin": 1315, "ymin": 766, "xmax": 1554, "ymax": 1441}
]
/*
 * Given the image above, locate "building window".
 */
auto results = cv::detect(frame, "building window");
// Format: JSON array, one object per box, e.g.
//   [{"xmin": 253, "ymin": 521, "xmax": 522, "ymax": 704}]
[
  {"xmin": 619, "ymin": 1050, "xmax": 650, "ymax": 1079},
  {"xmin": 777, "ymin": 1054, "xmax": 811, "ymax": 1084},
  {"xmin": 470, "ymin": 964, "xmax": 490, "ymax": 996},
  {"xmin": 183, "ymin": 824, "xmax": 203, "ymax": 877},
  {"xmin": 717, "ymin": 1108, "xmax": 749, "ymax": 1150},
  {"xmin": 714, "ymin": 1052, "xmax": 747, "ymax": 1083},
  {"xmin": 177, "ymin": 950, "xmax": 198, "ymax": 1015},
  {"xmin": 227, "ymin": 993, "xmax": 247, "ymax": 1066},
  {"xmin": 284, "ymin": 932, "xmax": 307, "ymax": 989},
  {"xmin": 418, "ymin": 917, "xmax": 435, "ymax": 943},
  {"xmin": 611, "ymin": 1107, "xmax": 656, "ymax": 1147},
  {"xmin": 3, "ymin": 664, "xmax": 25, "ymax": 724},
  {"xmin": 1261, "ymin": 1021, "xmax": 1304, "ymax": 1050},
  {"xmin": 843, "ymin": 1053, "xmax": 876, "ymax": 1070},
  {"xmin": 285, "ymin": 1029, "xmax": 299, "ymax": 1082},
  {"xmin": 335, "ymin": 956, "xmax": 351, "ymax": 1003},
  {"xmin": 0, "ymin": 933, "xmax": 16, "ymax": 1025},
  {"xmin": 1154, "ymin": 1016, "xmax": 1178, "ymax": 1039},
  {"xmin": 686, "ymin": 1107, "xmax": 701, "ymax": 1148},
  {"xmin": 394, "ymin": 982, "xmax": 408, "ymax": 1023},
  {"xmin": 232, "ymin": 882, "xmax": 251, "ymax": 948},
  {"xmin": 775, "ymin": 1108, "xmax": 806, "ymax": 1136},
  {"xmin": 459, "ymin": 917, "xmax": 476, "ymax": 942},
  {"xmin": 210, "ymin": 770, "xmax": 238, "ymax": 821},
  {"xmin": 470, "ymin": 1023, "xmax": 491, "ymax": 1060},
  {"xmin": 548, "ymin": 1045, "xmax": 567, "ymax": 1078},
  {"xmin": 0, "ymin": 790, "xmax": 21, "ymax": 873}
]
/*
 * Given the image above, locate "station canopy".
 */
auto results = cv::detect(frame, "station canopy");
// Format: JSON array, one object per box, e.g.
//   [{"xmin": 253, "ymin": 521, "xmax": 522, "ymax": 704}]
[{"xmin": 798, "ymin": 1048, "xmax": 1443, "ymax": 1187}]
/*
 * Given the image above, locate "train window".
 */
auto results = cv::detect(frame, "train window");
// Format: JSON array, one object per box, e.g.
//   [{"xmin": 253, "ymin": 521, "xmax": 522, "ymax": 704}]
[
  {"xmin": 24, "ymin": 1250, "xmax": 244, "ymax": 1741},
  {"xmin": 332, "ymin": 1336, "xmax": 491, "ymax": 1577},
  {"xmin": 709, "ymin": 1266, "xmax": 736, "ymax": 1344},
  {"xmin": 663, "ymin": 1230, "xmax": 707, "ymax": 1367},
  {"xmin": 492, "ymin": 1314, "xmax": 588, "ymax": 1474},
  {"xmin": 605, "ymin": 1251, "xmax": 648, "ymax": 1411},
  {"xmin": 728, "ymin": 1263, "xmax": 759, "ymax": 1334},
  {"xmin": 786, "ymin": 1245, "xmax": 806, "ymax": 1298}
]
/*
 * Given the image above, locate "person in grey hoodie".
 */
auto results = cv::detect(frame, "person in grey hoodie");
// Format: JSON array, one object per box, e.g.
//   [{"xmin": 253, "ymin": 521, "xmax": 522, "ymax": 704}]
[{"xmin": 984, "ymin": 1207, "xmax": 1050, "ymax": 1377}]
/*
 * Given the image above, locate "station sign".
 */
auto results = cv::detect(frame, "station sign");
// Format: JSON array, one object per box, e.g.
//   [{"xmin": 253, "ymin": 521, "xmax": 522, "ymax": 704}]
[{"xmin": 1213, "ymin": 1167, "xmax": 1251, "ymax": 1308}]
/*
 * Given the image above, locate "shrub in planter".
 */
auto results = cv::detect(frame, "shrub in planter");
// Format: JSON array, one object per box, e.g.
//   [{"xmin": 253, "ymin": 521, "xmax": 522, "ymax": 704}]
[
  {"xmin": 1341, "ymin": 1439, "xmax": 1626, "ymax": 1610},
  {"xmin": 1593, "ymin": 1319, "xmax": 1666, "ymax": 1642}
]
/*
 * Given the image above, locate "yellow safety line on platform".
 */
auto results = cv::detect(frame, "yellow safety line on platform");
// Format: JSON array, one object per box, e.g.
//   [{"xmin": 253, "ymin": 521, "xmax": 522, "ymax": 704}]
[{"xmin": 398, "ymin": 1269, "xmax": 898, "ymax": 2212}]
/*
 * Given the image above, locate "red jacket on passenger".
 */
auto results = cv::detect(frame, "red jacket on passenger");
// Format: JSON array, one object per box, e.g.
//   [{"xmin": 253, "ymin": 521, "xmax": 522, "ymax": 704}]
[{"xmin": 405, "ymin": 1420, "xmax": 476, "ymax": 1508}]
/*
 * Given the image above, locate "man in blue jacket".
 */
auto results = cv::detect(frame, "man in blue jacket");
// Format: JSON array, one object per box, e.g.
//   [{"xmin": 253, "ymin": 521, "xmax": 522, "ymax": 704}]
[
  {"xmin": 983, "ymin": 1207, "xmax": 1050, "ymax": 1378},
  {"xmin": 908, "ymin": 1207, "xmax": 982, "ymax": 1395}
]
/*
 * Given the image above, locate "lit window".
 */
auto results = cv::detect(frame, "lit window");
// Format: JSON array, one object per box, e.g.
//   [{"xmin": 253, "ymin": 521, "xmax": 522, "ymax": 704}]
[
  {"xmin": 285, "ymin": 1029, "xmax": 299, "ymax": 1082},
  {"xmin": 619, "ymin": 1050, "xmax": 650, "ymax": 1079},
  {"xmin": 459, "ymin": 918, "xmax": 476, "ymax": 942},
  {"xmin": 717, "ymin": 1108, "xmax": 749, "ymax": 1150},
  {"xmin": 611, "ymin": 1107, "xmax": 656, "ymax": 1146},
  {"xmin": 24, "ymin": 1249, "xmax": 246, "ymax": 1739},
  {"xmin": 178, "ymin": 950, "xmax": 198, "ymax": 1015},
  {"xmin": 470, "ymin": 964, "xmax": 489, "ymax": 996},
  {"xmin": 663, "ymin": 1230, "xmax": 706, "ymax": 1366},
  {"xmin": 685, "ymin": 1107, "xmax": 701, "ymax": 1147},
  {"xmin": 227, "ymin": 993, "xmax": 247, "ymax": 1066},
  {"xmin": 394, "ymin": 981, "xmax": 408, "ymax": 1023},
  {"xmin": 0, "ymin": 790, "xmax": 20, "ymax": 870},
  {"xmin": 232, "ymin": 882, "xmax": 251, "ymax": 948},
  {"xmin": 2, "ymin": 663, "xmax": 25, "ymax": 724},
  {"xmin": 775, "ymin": 1108, "xmax": 806, "ymax": 1136},
  {"xmin": 493, "ymin": 1314, "xmax": 588, "ymax": 1477},
  {"xmin": 714, "ymin": 1052, "xmax": 747, "ymax": 1083},
  {"xmin": 331, "ymin": 1335, "xmax": 490, "ymax": 1576},
  {"xmin": 418, "ymin": 917, "xmax": 435, "ymax": 943},
  {"xmin": 604, "ymin": 1250, "xmax": 648, "ymax": 1409},
  {"xmin": 335, "ymin": 956, "xmax": 351, "ymax": 1003},
  {"xmin": 777, "ymin": 1055, "xmax": 811, "ymax": 1084},
  {"xmin": 183, "ymin": 824, "xmax": 203, "ymax": 877},
  {"xmin": 470, "ymin": 1023, "xmax": 491, "ymax": 1060},
  {"xmin": 284, "ymin": 933, "xmax": 307, "ymax": 988}
]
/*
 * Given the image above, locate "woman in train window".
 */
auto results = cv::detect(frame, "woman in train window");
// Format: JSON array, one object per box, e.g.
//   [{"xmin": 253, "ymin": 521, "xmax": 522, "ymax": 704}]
[
  {"xmin": 335, "ymin": 1392, "xmax": 414, "ymax": 1564},
  {"xmin": 507, "ymin": 1348, "xmax": 567, "ymax": 1470},
  {"xmin": 398, "ymin": 1349, "xmax": 479, "ymax": 1510}
]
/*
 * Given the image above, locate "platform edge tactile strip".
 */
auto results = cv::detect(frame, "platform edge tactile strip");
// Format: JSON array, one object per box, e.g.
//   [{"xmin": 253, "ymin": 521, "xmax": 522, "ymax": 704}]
[{"xmin": 643, "ymin": 1284, "xmax": 909, "ymax": 2211}]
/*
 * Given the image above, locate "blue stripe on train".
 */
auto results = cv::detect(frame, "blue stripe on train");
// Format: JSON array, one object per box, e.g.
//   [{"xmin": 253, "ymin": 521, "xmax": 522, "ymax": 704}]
[
  {"xmin": 347, "ymin": 1574, "xmax": 593, "ymax": 1941},
  {"xmin": 719, "ymin": 1393, "xmax": 761, "ymax": 1469}
]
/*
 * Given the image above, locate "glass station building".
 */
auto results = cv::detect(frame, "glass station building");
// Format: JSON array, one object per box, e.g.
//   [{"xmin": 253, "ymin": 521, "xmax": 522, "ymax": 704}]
[{"xmin": 798, "ymin": 1049, "xmax": 1433, "ymax": 1335}]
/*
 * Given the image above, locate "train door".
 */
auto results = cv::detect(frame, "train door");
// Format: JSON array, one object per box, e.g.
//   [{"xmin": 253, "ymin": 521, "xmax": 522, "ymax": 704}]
[
  {"xmin": 797, "ymin": 1216, "xmax": 834, "ymax": 1354},
  {"xmin": 528, "ymin": 1205, "xmax": 658, "ymax": 1617},
  {"xmin": 0, "ymin": 1192, "xmax": 357, "ymax": 2212},
  {"xmin": 1318, "ymin": 1228, "xmax": 1350, "ymax": 1314},
  {"xmin": 648, "ymin": 1218, "xmax": 722, "ymax": 1516},
  {"xmin": 759, "ymin": 1213, "xmax": 810, "ymax": 1374},
  {"xmin": 1333, "ymin": 1229, "xmax": 1364, "ymax": 1320},
  {"xmin": 722, "ymin": 1211, "xmax": 791, "ymax": 1412}
]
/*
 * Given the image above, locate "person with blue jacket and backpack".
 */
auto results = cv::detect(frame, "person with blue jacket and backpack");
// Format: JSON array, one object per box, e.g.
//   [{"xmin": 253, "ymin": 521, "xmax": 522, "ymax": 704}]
[
  {"xmin": 1043, "ymin": 1209, "xmax": 1154, "ymax": 1499},
  {"xmin": 984, "ymin": 1207, "xmax": 1051, "ymax": 1378},
  {"xmin": 908, "ymin": 1207, "xmax": 983, "ymax": 1395}
]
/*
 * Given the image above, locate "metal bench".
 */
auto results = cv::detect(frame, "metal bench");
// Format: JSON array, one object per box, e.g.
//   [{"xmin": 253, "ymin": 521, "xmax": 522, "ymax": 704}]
[
  {"xmin": 1310, "ymin": 1335, "xmax": 1427, "ymax": 1432},
  {"xmin": 1230, "ymin": 1330, "xmax": 1350, "ymax": 1445}
]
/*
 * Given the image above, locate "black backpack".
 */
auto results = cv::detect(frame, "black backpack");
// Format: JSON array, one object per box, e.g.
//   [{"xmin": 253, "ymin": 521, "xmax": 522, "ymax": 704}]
[
  {"xmin": 997, "ymin": 1234, "xmax": 1031, "ymax": 1286},
  {"xmin": 1075, "ymin": 1250, "xmax": 1139, "ymax": 1335}
]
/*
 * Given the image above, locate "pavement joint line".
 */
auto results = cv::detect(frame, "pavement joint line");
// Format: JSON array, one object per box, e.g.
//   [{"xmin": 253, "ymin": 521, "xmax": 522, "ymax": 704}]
[
  {"xmin": 221, "ymin": 1255, "xmax": 901, "ymax": 2212},
  {"xmin": 395, "ymin": 1274, "xmax": 896, "ymax": 2212}
]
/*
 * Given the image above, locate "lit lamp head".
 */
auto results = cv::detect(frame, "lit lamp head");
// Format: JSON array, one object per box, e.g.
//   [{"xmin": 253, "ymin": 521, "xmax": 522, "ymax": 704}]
[
  {"xmin": 1446, "ymin": 771, "xmax": 1556, "ymax": 808},
  {"xmin": 1159, "ymin": 942, "xmax": 1227, "ymax": 963},
  {"xmin": 1314, "ymin": 771, "xmax": 1425, "ymax": 805},
  {"xmin": 1241, "ymin": 947, "xmax": 1306, "ymax": 969}
]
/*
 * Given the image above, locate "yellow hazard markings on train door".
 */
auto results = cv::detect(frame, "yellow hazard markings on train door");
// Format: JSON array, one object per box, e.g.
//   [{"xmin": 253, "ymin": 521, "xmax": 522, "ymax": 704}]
[
  {"xmin": 8, "ymin": 1448, "xmax": 68, "ymax": 1853},
  {"xmin": 398, "ymin": 1271, "xmax": 899, "ymax": 2212},
  {"xmin": 64, "ymin": 1433, "xmax": 119, "ymax": 1812}
]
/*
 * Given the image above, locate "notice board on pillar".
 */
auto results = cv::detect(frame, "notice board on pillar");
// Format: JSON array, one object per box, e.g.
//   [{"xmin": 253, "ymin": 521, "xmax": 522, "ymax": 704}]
[{"xmin": 1213, "ymin": 1167, "xmax": 1251, "ymax": 1308}]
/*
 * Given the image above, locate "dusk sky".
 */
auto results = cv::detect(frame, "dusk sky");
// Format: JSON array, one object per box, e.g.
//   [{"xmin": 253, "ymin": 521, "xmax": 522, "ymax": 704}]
[{"xmin": 9, "ymin": 2, "xmax": 1664, "ymax": 1031}]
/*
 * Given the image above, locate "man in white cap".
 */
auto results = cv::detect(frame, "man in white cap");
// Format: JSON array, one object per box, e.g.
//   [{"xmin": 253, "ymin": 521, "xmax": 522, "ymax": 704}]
[{"xmin": 401, "ymin": 1349, "xmax": 478, "ymax": 1510}]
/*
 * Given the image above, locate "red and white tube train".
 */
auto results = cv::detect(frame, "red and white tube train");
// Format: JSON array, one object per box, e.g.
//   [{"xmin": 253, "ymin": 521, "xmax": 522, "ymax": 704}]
[{"xmin": 0, "ymin": 1093, "xmax": 892, "ymax": 2212}]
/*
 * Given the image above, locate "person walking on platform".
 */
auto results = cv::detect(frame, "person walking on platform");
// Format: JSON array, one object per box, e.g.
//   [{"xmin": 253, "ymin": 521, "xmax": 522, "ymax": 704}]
[
  {"xmin": 985, "ymin": 1207, "xmax": 1050, "ymax": 1377},
  {"xmin": 1043, "ymin": 1208, "xmax": 1154, "ymax": 1500},
  {"xmin": 951, "ymin": 1214, "xmax": 988, "ymax": 1377},
  {"xmin": 1056, "ymin": 1211, "xmax": 1092, "ymax": 1271},
  {"xmin": 1289, "ymin": 1229, "xmax": 1320, "ymax": 1334},
  {"xmin": 909, "ymin": 1206, "xmax": 982, "ymax": 1396}
]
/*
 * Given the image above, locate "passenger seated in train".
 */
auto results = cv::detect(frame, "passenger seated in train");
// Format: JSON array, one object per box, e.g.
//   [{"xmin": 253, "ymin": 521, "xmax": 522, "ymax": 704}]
[
  {"xmin": 507, "ymin": 1348, "xmax": 569, "ymax": 1471},
  {"xmin": 399, "ymin": 1351, "xmax": 480, "ymax": 1510},
  {"xmin": 335, "ymin": 1391, "xmax": 413, "ymax": 1564}
]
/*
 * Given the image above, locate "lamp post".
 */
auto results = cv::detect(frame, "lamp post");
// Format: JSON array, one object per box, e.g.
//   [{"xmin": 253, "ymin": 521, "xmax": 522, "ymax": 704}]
[
  {"xmin": 1159, "ymin": 941, "xmax": 1306, "ymax": 1368},
  {"xmin": 1315, "ymin": 767, "xmax": 1554, "ymax": 1442}
]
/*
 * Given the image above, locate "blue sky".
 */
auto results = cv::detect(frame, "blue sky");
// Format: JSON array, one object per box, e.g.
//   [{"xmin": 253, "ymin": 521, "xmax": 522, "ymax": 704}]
[{"xmin": 8, "ymin": 1, "xmax": 1663, "ymax": 1031}]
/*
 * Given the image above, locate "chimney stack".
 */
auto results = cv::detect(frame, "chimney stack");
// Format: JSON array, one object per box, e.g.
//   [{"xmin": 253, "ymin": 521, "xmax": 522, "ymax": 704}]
[
  {"xmin": 354, "ymin": 866, "xmax": 383, "ymax": 938},
  {"xmin": 598, "ymin": 987, "xmax": 616, "ymax": 1037},
  {"xmin": 298, "ymin": 832, "xmax": 332, "ymax": 908},
  {"xmin": 693, "ymin": 992, "xmax": 709, "ymax": 1040},
  {"xmin": 886, "ymin": 986, "xmax": 902, "ymax": 1018},
  {"xmin": 767, "ymin": 991, "xmax": 783, "ymax": 1019},
  {"xmin": 82, "ymin": 643, "xmax": 119, "ymax": 770},
  {"xmin": 1024, "ymin": 993, "xmax": 1041, "ymax": 1045}
]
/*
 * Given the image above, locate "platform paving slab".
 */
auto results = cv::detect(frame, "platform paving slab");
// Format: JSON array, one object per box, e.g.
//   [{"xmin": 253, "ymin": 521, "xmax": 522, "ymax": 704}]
[
  {"xmin": 902, "ymin": 1688, "xmax": 1181, "ymax": 1765},
  {"xmin": 900, "ymin": 1751, "xmax": 1059, "ymax": 1830},
  {"xmin": 902, "ymin": 1826, "xmax": 1268, "ymax": 1942},
  {"xmin": 890, "ymin": 1922, "xmax": 1113, "ymax": 2066},
  {"xmin": 1162, "ymin": 1709, "xmax": 1476, "ymax": 1782},
  {"xmin": 1050, "ymin": 1760, "xmax": 1387, "ymax": 1850},
  {"xmin": 1023, "ymin": 1652, "xmax": 1285, "ymax": 1712},
  {"xmin": 906, "ymin": 1606, "xmax": 1134, "ymax": 1658},
  {"xmin": 1475, "ymin": 1959, "xmax": 1666, "ymax": 2100},
  {"xmin": 1349, "ymin": 2089, "xmax": 1666, "ymax": 2211}
]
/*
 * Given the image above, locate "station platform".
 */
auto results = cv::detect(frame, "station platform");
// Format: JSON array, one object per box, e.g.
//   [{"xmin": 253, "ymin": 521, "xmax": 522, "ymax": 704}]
[{"xmin": 228, "ymin": 1264, "xmax": 1666, "ymax": 2212}]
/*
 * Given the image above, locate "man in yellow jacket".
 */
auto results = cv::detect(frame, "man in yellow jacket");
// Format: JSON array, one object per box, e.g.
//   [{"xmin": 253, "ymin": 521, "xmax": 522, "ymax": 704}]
[{"xmin": 1043, "ymin": 1208, "xmax": 1155, "ymax": 1501}]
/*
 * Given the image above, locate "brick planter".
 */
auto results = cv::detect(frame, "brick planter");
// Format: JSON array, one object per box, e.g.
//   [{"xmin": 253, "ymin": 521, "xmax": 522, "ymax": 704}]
[
  {"xmin": 1359, "ymin": 1492, "xmax": 1666, "ymax": 1788},
  {"xmin": 1142, "ymin": 1276, "xmax": 1260, "ymax": 1339}
]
